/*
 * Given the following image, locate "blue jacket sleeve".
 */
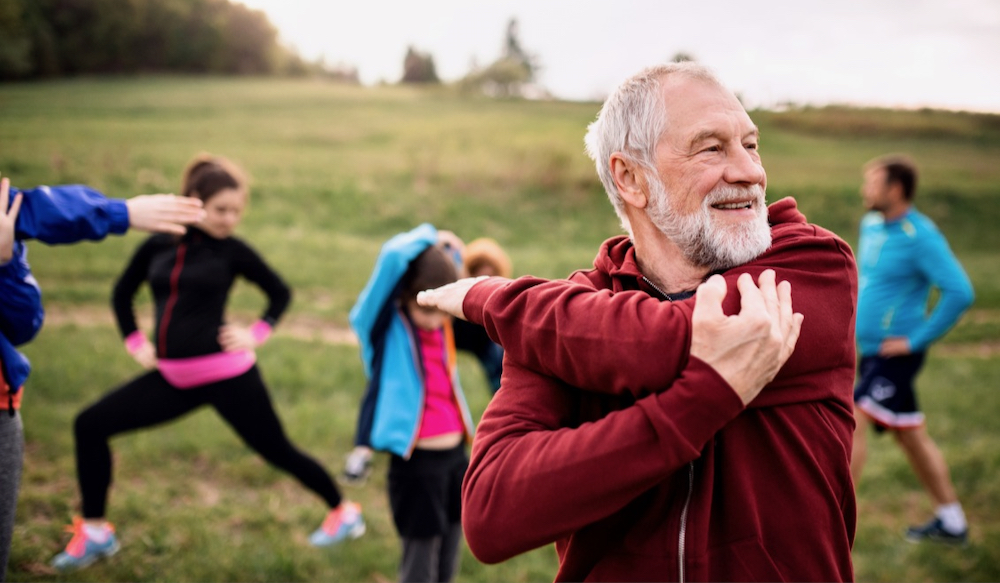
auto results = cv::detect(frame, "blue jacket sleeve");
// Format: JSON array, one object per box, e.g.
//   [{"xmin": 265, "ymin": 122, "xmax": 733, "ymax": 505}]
[
  {"xmin": 10, "ymin": 184, "xmax": 130, "ymax": 244},
  {"xmin": 0, "ymin": 241, "xmax": 44, "ymax": 346},
  {"xmin": 907, "ymin": 226, "xmax": 974, "ymax": 351},
  {"xmin": 0, "ymin": 241, "xmax": 44, "ymax": 391},
  {"xmin": 349, "ymin": 223, "xmax": 438, "ymax": 376}
]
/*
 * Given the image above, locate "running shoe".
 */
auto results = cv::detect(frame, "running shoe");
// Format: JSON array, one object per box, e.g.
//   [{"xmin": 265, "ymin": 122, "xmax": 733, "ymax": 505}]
[
  {"xmin": 51, "ymin": 517, "xmax": 120, "ymax": 571},
  {"xmin": 905, "ymin": 517, "xmax": 969, "ymax": 545},
  {"xmin": 310, "ymin": 502, "xmax": 366, "ymax": 547},
  {"xmin": 342, "ymin": 448, "xmax": 372, "ymax": 485}
]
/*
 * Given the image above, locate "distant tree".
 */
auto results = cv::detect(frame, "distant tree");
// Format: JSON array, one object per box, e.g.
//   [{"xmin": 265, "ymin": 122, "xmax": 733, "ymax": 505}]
[
  {"xmin": 460, "ymin": 17, "xmax": 541, "ymax": 98},
  {"xmin": 671, "ymin": 51, "xmax": 696, "ymax": 63},
  {"xmin": 400, "ymin": 46, "xmax": 439, "ymax": 83},
  {"xmin": 0, "ymin": 0, "xmax": 33, "ymax": 77},
  {"xmin": 0, "ymin": 0, "xmax": 307, "ymax": 80}
]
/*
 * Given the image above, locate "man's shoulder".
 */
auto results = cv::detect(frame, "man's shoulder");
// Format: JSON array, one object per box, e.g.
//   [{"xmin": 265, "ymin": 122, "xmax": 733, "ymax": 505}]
[{"xmin": 903, "ymin": 208, "xmax": 943, "ymax": 237}]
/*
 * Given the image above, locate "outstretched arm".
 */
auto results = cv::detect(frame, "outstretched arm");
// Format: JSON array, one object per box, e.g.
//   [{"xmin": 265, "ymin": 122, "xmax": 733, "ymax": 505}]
[
  {"xmin": 461, "ymin": 273, "xmax": 800, "ymax": 562},
  {"xmin": 419, "ymin": 232, "xmax": 855, "ymax": 403},
  {"xmin": 6, "ymin": 174, "xmax": 203, "ymax": 244}
]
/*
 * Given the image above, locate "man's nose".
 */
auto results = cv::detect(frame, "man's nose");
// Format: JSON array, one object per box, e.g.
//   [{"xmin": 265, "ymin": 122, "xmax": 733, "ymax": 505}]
[{"xmin": 723, "ymin": 147, "xmax": 766, "ymax": 186}]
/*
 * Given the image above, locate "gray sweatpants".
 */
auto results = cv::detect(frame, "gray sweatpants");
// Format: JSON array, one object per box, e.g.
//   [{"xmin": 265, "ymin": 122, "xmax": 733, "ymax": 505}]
[
  {"xmin": 398, "ymin": 522, "xmax": 462, "ymax": 583},
  {"xmin": 0, "ymin": 411, "xmax": 24, "ymax": 583}
]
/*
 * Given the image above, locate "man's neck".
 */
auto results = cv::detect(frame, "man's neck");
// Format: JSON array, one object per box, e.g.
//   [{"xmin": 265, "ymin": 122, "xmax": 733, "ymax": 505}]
[
  {"xmin": 881, "ymin": 201, "xmax": 912, "ymax": 222},
  {"xmin": 632, "ymin": 236, "xmax": 709, "ymax": 296}
]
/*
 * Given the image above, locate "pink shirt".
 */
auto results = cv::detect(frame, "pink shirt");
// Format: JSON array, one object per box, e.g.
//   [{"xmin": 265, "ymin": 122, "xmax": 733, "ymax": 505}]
[{"xmin": 416, "ymin": 327, "xmax": 464, "ymax": 439}]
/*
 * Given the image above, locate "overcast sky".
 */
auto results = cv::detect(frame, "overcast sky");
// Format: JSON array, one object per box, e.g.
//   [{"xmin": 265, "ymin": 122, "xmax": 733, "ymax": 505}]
[{"xmin": 239, "ymin": 0, "xmax": 1000, "ymax": 113}]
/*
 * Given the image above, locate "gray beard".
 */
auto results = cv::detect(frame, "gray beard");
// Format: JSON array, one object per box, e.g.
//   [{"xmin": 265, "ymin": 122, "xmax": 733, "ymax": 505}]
[{"xmin": 646, "ymin": 179, "xmax": 772, "ymax": 271}]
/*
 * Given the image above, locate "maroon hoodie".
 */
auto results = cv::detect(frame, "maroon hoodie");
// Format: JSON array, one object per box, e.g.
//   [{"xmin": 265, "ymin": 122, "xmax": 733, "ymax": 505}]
[{"xmin": 461, "ymin": 198, "xmax": 857, "ymax": 582}]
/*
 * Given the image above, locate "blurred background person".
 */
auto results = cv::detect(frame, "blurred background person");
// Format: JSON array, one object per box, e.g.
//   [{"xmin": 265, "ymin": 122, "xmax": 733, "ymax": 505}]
[
  {"xmin": 50, "ymin": 155, "xmax": 362, "ymax": 572},
  {"xmin": 851, "ymin": 154, "xmax": 975, "ymax": 545},
  {"xmin": 1, "ymin": 175, "xmax": 203, "ymax": 582},
  {"xmin": 346, "ymin": 224, "xmax": 474, "ymax": 582}
]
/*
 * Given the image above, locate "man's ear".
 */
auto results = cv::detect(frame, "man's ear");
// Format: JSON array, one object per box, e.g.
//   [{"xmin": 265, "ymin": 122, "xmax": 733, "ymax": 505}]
[{"xmin": 610, "ymin": 153, "xmax": 649, "ymax": 209}]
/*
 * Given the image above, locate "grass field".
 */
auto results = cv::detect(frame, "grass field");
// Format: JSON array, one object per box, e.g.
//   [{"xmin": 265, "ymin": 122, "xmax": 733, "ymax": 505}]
[{"xmin": 2, "ymin": 76, "xmax": 999, "ymax": 582}]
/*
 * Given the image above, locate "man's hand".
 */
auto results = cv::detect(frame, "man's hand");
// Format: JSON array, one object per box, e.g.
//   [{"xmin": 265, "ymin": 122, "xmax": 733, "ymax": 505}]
[
  {"xmin": 218, "ymin": 324, "xmax": 257, "ymax": 352},
  {"xmin": 416, "ymin": 275, "xmax": 492, "ymax": 321},
  {"xmin": 125, "ymin": 194, "xmax": 205, "ymax": 235},
  {"xmin": 878, "ymin": 337, "xmax": 911, "ymax": 357},
  {"xmin": 1, "ymin": 176, "xmax": 24, "ymax": 263},
  {"xmin": 690, "ymin": 270, "xmax": 804, "ymax": 405}
]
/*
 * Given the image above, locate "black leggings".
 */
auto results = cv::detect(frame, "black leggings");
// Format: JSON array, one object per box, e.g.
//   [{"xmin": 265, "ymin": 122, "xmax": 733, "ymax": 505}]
[{"xmin": 74, "ymin": 365, "xmax": 341, "ymax": 518}]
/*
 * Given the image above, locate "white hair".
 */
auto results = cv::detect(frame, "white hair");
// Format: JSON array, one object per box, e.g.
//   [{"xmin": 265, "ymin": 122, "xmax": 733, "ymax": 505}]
[{"xmin": 584, "ymin": 62, "xmax": 725, "ymax": 236}]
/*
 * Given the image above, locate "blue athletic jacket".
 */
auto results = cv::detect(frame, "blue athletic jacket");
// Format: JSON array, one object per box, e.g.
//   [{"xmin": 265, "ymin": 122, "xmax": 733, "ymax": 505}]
[
  {"xmin": 1, "ymin": 185, "xmax": 129, "ymax": 395},
  {"xmin": 856, "ymin": 207, "xmax": 974, "ymax": 356},
  {"xmin": 349, "ymin": 223, "xmax": 474, "ymax": 458}
]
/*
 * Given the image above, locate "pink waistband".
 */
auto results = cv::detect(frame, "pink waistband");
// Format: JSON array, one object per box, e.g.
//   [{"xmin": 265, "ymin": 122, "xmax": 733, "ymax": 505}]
[{"xmin": 158, "ymin": 350, "xmax": 256, "ymax": 389}]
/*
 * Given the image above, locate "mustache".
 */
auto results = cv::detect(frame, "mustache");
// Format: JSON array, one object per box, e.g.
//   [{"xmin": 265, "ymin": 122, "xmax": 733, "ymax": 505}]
[{"xmin": 703, "ymin": 184, "xmax": 766, "ymax": 207}]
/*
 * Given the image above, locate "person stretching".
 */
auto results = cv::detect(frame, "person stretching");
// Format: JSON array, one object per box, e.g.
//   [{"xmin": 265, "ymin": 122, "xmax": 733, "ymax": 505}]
[{"xmin": 51, "ymin": 154, "xmax": 363, "ymax": 571}]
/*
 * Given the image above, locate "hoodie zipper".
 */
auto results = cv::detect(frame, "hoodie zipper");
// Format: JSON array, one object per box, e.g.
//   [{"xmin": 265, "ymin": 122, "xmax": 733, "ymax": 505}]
[
  {"xmin": 643, "ymin": 274, "xmax": 694, "ymax": 580},
  {"xmin": 678, "ymin": 461, "xmax": 694, "ymax": 583}
]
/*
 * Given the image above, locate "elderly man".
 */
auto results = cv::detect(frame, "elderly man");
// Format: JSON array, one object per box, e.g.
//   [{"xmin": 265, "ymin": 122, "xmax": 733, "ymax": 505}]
[{"xmin": 419, "ymin": 63, "xmax": 857, "ymax": 581}]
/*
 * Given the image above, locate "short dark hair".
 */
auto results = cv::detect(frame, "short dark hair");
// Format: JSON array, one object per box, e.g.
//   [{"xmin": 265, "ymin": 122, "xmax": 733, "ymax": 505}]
[
  {"xmin": 868, "ymin": 154, "xmax": 918, "ymax": 201},
  {"xmin": 399, "ymin": 245, "xmax": 458, "ymax": 303}
]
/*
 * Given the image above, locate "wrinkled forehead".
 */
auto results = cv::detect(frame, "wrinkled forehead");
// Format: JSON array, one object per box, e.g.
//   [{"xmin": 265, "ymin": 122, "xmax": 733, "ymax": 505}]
[{"xmin": 658, "ymin": 77, "xmax": 756, "ymax": 143}]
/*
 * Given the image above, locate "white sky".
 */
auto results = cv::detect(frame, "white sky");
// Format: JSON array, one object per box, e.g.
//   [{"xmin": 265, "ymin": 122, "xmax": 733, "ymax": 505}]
[{"xmin": 239, "ymin": 0, "xmax": 1000, "ymax": 113}]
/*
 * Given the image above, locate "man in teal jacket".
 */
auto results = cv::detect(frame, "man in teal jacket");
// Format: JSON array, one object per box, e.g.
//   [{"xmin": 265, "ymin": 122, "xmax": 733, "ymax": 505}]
[{"xmin": 851, "ymin": 154, "xmax": 975, "ymax": 545}]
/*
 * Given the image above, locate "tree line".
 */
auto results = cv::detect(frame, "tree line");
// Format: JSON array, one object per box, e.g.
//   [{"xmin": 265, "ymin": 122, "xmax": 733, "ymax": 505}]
[{"xmin": 0, "ymin": 0, "xmax": 311, "ymax": 80}]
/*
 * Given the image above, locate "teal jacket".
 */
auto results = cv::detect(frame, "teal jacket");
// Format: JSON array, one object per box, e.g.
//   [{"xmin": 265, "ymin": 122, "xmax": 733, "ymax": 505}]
[
  {"xmin": 349, "ymin": 224, "xmax": 474, "ymax": 458},
  {"xmin": 856, "ymin": 207, "xmax": 974, "ymax": 356}
]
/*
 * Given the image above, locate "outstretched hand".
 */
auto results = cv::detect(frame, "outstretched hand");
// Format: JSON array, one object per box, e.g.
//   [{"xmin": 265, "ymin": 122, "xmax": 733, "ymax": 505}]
[
  {"xmin": 126, "ymin": 194, "xmax": 205, "ymax": 235},
  {"xmin": 690, "ymin": 270, "xmax": 804, "ymax": 405},
  {"xmin": 1, "ymin": 176, "xmax": 24, "ymax": 263},
  {"xmin": 416, "ymin": 275, "xmax": 492, "ymax": 321}
]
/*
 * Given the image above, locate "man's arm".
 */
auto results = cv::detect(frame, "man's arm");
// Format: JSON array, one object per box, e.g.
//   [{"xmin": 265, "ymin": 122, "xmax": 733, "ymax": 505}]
[
  {"xmin": 461, "ymin": 274, "xmax": 798, "ymax": 562},
  {"xmin": 6, "ymin": 177, "xmax": 203, "ymax": 244},
  {"xmin": 420, "ymin": 228, "xmax": 855, "ymax": 403},
  {"xmin": 904, "ymin": 229, "xmax": 974, "ymax": 353}
]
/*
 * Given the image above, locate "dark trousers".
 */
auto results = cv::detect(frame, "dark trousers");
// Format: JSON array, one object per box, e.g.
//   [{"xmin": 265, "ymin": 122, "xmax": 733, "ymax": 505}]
[
  {"xmin": 74, "ymin": 366, "xmax": 341, "ymax": 518},
  {"xmin": 388, "ymin": 445, "xmax": 467, "ymax": 582},
  {"xmin": 0, "ymin": 411, "xmax": 23, "ymax": 582},
  {"xmin": 399, "ymin": 522, "xmax": 462, "ymax": 583}
]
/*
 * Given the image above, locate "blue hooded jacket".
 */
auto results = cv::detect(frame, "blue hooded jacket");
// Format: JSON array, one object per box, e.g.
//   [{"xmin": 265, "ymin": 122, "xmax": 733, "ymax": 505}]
[
  {"xmin": 349, "ymin": 223, "xmax": 474, "ymax": 458},
  {"xmin": 1, "ymin": 185, "xmax": 129, "ymax": 396}
]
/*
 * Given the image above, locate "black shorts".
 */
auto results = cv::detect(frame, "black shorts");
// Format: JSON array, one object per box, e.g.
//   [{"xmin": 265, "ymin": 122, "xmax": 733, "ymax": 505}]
[
  {"xmin": 388, "ymin": 444, "xmax": 468, "ymax": 538},
  {"xmin": 853, "ymin": 352, "xmax": 926, "ymax": 433}
]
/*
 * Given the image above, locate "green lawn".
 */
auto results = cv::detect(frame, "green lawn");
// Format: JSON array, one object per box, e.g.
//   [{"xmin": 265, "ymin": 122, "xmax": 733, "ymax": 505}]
[{"xmin": 2, "ymin": 76, "xmax": 999, "ymax": 582}]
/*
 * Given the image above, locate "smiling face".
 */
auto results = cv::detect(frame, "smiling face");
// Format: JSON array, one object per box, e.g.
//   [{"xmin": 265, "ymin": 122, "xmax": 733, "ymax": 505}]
[
  {"xmin": 646, "ymin": 77, "xmax": 771, "ymax": 269},
  {"xmin": 197, "ymin": 187, "xmax": 246, "ymax": 239}
]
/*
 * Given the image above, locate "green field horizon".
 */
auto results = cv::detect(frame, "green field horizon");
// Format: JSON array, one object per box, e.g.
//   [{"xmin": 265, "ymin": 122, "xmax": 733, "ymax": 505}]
[{"xmin": 2, "ymin": 76, "xmax": 999, "ymax": 582}]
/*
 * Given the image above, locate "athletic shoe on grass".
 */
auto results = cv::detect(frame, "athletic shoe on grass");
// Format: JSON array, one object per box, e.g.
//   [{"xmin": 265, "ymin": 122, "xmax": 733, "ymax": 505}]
[
  {"xmin": 342, "ymin": 448, "xmax": 373, "ymax": 485},
  {"xmin": 310, "ymin": 501, "xmax": 366, "ymax": 547},
  {"xmin": 905, "ymin": 517, "xmax": 968, "ymax": 546},
  {"xmin": 51, "ymin": 517, "xmax": 120, "ymax": 571}
]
